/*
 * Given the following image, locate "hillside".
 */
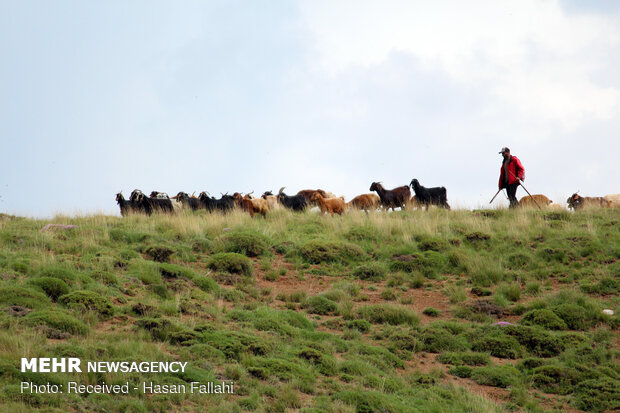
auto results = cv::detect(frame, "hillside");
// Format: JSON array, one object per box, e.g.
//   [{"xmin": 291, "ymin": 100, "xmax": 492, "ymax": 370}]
[{"xmin": 0, "ymin": 208, "xmax": 618, "ymax": 412}]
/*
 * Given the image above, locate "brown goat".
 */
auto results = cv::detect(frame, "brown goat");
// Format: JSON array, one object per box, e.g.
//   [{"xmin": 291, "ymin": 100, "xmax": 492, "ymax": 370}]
[
  {"xmin": 604, "ymin": 194, "xmax": 620, "ymax": 208},
  {"xmin": 233, "ymin": 193, "xmax": 269, "ymax": 217},
  {"xmin": 261, "ymin": 191, "xmax": 280, "ymax": 210},
  {"xmin": 370, "ymin": 182, "xmax": 411, "ymax": 211},
  {"xmin": 347, "ymin": 193, "xmax": 380, "ymax": 211},
  {"xmin": 519, "ymin": 194, "xmax": 552, "ymax": 208},
  {"xmin": 311, "ymin": 193, "xmax": 345, "ymax": 215},
  {"xmin": 566, "ymin": 193, "xmax": 611, "ymax": 210},
  {"xmin": 297, "ymin": 189, "xmax": 328, "ymax": 206}
]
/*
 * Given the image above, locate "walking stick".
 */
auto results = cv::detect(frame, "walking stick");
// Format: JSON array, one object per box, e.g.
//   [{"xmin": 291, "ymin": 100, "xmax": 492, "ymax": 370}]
[
  {"xmin": 489, "ymin": 188, "xmax": 503, "ymax": 204},
  {"xmin": 507, "ymin": 170, "xmax": 541, "ymax": 209}
]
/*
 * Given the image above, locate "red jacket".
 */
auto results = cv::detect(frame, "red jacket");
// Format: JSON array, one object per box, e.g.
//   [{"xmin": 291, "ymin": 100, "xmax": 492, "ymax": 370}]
[{"xmin": 499, "ymin": 155, "xmax": 525, "ymax": 188}]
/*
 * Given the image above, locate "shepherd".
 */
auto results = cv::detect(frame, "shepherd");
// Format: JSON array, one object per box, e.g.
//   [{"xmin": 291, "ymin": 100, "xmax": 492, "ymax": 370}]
[{"xmin": 498, "ymin": 147, "xmax": 525, "ymax": 208}]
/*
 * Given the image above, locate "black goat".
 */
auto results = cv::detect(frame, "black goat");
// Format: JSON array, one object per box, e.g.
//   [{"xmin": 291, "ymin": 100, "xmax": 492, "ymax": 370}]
[
  {"xmin": 150, "ymin": 191, "xmax": 169, "ymax": 199},
  {"xmin": 277, "ymin": 187, "xmax": 307, "ymax": 211},
  {"xmin": 369, "ymin": 182, "xmax": 411, "ymax": 211},
  {"xmin": 216, "ymin": 194, "xmax": 236, "ymax": 212},
  {"xmin": 176, "ymin": 192, "xmax": 203, "ymax": 211},
  {"xmin": 409, "ymin": 179, "xmax": 450, "ymax": 210},
  {"xmin": 198, "ymin": 192, "xmax": 235, "ymax": 212},
  {"xmin": 115, "ymin": 192, "xmax": 138, "ymax": 216},
  {"xmin": 131, "ymin": 189, "xmax": 173, "ymax": 215}
]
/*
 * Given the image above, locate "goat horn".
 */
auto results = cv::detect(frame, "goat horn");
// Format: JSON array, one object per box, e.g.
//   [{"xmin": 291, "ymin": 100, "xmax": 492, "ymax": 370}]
[{"xmin": 279, "ymin": 187, "xmax": 285, "ymax": 194}]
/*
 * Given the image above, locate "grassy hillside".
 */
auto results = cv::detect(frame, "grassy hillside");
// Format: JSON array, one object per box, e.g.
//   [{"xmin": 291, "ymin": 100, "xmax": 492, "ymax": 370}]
[{"xmin": 0, "ymin": 208, "xmax": 618, "ymax": 412}]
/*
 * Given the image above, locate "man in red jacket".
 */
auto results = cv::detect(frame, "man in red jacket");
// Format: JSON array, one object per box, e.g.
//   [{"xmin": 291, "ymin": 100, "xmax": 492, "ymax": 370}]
[{"xmin": 498, "ymin": 147, "xmax": 525, "ymax": 208}]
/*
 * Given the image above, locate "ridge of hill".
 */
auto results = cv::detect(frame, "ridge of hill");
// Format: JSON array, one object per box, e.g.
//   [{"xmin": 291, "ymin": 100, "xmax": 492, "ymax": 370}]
[{"xmin": 0, "ymin": 208, "xmax": 618, "ymax": 412}]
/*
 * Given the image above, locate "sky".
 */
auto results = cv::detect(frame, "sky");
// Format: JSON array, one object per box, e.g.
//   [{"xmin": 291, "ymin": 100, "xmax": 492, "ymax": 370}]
[{"xmin": 1, "ymin": 0, "xmax": 619, "ymax": 217}]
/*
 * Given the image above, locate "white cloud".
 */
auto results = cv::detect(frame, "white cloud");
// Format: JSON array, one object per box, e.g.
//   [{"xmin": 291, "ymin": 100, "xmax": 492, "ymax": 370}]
[{"xmin": 299, "ymin": 0, "xmax": 620, "ymax": 129}]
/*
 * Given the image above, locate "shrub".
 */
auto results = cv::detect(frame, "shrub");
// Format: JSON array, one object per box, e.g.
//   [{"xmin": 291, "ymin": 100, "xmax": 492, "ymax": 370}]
[
  {"xmin": 422, "ymin": 307, "xmax": 440, "ymax": 317},
  {"xmin": 471, "ymin": 287, "xmax": 492, "ymax": 297},
  {"xmin": 380, "ymin": 289, "xmax": 397, "ymax": 301},
  {"xmin": 521, "ymin": 309, "xmax": 568, "ymax": 330},
  {"xmin": 144, "ymin": 245, "xmax": 175, "ymax": 262},
  {"xmin": 471, "ymin": 366, "xmax": 519, "ymax": 388},
  {"xmin": 416, "ymin": 235, "xmax": 449, "ymax": 252},
  {"xmin": 445, "ymin": 285, "xmax": 467, "ymax": 304},
  {"xmin": 149, "ymin": 284, "xmax": 170, "ymax": 299},
  {"xmin": 128, "ymin": 261, "xmax": 161, "ymax": 285},
  {"xmin": 59, "ymin": 291, "xmax": 114, "ymax": 318},
  {"xmin": 352, "ymin": 263, "xmax": 386, "ymax": 281},
  {"xmin": 334, "ymin": 390, "xmax": 393, "ymax": 413},
  {"xmin": 469, "ymin": 266, "xmax": 503, "ymax": 287},
  {"xmin": 29, "ymin": 277, "xmax": 70, "ymax": 301},
  {"xmin": 345, "ymin": 226, "xmax": 379, "ymax": 242},
  {"xmin": 387, "ymin": 330, "xmax": 419, "ymax": 354},
  {"xmin": 552, "ymin": 303, "xmax": 591, "ymax": 330},
  {"xmin": 356, "ymin": 304, "xmax": 419, "ymax": 326},
  {"xmin": 38, "ymin": 265, "xmax": 76, "ymax": 284},
  {"xmin": 464, "ymin": 231, "xmax": 491, "ymax": 242},
  {"xmin": 471, "ymin": 334, "xmax": 523, "ymax": 359},
  {"xmin": 580, "ymin": 276, "xmax": 619, "ymax": 295},
  {"xmin": 525, "ymin": 282, "xmax": 541, "ymax": 296},
  {"xmin": 470, "ymin": 299, "xmax": 503, "ymax": 318},
  {"xmin": 574, "ymin": 377, "xmax": 620, "ymax": 412},
  {"xmin": 461, "ymin": 352, "xmax": 491, "ymax": 366},
  {"xmin": 439, "ymin": 351, "xmax": 490, "ymax": 366},
  {"xmin": 206, "ymin": 253, "xmax": 252, "ymax": 276},
  {"xmin": 24, "ymin": 309, "xmax": 89, "ymax": 335},
  {"xmin": 449, "ymin": 365, "xmax": 473, "ymax": 378},
  {"xmin": 420, "ymin": 327, "xmax": 468, "ymax": 353},
  {"xmin": 530, "ymin": 365, "xmax": 581, "ymax": 395},
  {"xmin": 447, "ymin": 251, "xmax": 469, "ymax": 272},
  {"xmin": 505, "ymin": 252, "xmax": 530, "ymax": 270},
  {"xmin": 108, "ymin": 228, "xmax": 149, "ymax": 243},
  {"xmin": 303, "ymin": 295, "xmax": 337, "ymax": 315},
  {"xmin": 119, "ymin": 248, "xmax": 140, "ymax": 260},
  {"xmin": 219, "ymin": 230, "xmax": 270, "ymax": 257},
  {"xmin": 497, "ymin": 282, "xmax": 521, "ymax": 302},
  {"xmin": 158, "ymin": 263, "xmax": 195, "ymax": 280},
  {"xmin": 389, "ymin": 254, "xmax": 423, "ymax": 273},
  {"xmin": 298, "ymin": 240, "xmax": 364, "ymax": 264},
  {"xmin": 0, "ymin": 286, "xmax": 50, "ymax": 309},
  {"xmin": 410, "ymin": 273, "xmax": 425, "ymax": 288},
  {"xmin": 264, "ymin": 270, "xmax": 279, "ymax": 281},
  {"xmin": 10, "ymin": 260, "xmax": 29, "ymax": 274},
  {"xmin": 346, "ymin": 319, "xmax": 371, "ymax": 333},
  {"xmin": 136, "ymin": 317, "xmax": 182, "ymax": 341},
  {"xmin": 193, "ymin": 276, "xmax": 219, "ymax": 293},
  {"xmin": 89, "ymin": 270, "xmax": 119, "ymax": 286},
  {"xmin": 436, "ymin": 352, "xmax": 461, "ymax": 365},
  {"xmin": 390, "ymin": 252, "xmax": 446, "ymax": 277},
  {"xmin": 517, "ymin": 357, "xmax": 546, "ymax": 371},
  {"xmin": 503, "ymin": 325, "xmax": 564, "ymax": 358}
]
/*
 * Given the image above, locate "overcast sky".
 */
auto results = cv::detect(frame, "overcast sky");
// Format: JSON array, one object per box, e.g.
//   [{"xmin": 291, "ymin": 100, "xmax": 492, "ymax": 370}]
[{"xmin": 1, "ymin": 0, "xmax": 619, "ymax": 217}]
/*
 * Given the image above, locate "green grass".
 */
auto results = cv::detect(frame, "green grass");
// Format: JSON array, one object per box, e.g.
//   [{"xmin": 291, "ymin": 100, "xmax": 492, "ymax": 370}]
[{"xmin": 0, "ymin": 208, "xmax": 618, "ymax": 412}]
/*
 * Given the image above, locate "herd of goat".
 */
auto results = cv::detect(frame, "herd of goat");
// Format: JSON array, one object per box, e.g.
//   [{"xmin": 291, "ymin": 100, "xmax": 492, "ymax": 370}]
[{"xmin": 115, "ymin": 180, "xmax": 620, "ymax": 217}]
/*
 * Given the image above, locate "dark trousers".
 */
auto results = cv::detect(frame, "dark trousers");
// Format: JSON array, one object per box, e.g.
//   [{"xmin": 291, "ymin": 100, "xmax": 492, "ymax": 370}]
[{"xmin": 506, "ymin": 183, "xmax": 520, "ymax": 208}]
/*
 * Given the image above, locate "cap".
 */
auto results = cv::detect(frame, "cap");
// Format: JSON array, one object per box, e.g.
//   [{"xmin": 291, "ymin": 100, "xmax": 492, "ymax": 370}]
[{"xmin": 499, "ymin": 147, "xmax": 510, "ymax": 154}]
